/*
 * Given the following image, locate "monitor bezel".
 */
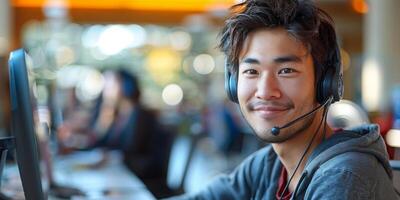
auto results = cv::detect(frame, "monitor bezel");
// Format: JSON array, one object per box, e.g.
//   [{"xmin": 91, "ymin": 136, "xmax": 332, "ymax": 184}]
[{"xmin": 8, "ymin": 48, "xmax": 45, "ymax": 200}]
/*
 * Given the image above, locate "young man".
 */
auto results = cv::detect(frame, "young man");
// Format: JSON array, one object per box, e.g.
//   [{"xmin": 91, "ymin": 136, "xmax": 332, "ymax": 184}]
[{"xmin": 169, "ymin": 0, "xmax": 398, "ymax": 199}]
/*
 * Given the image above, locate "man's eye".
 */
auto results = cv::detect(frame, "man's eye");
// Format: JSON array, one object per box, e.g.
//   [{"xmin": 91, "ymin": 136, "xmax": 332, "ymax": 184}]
[
  {"xmin": 278, "ymin": 68, "xmax": 296, "ymax": 74},
  {"xmin": 243, "ymin": 69, "xmax": 258, "ymax": 75}
]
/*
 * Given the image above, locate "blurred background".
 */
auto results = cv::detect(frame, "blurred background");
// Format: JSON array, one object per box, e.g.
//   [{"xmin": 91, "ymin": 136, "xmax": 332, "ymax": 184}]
[{"xmin": 0, "ymin": 0, "xmax": 400, "ymax": 199}]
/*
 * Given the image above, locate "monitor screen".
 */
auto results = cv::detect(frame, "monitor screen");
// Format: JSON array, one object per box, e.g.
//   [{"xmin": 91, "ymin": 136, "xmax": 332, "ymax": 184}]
[{"xmin": 8, "ymin": 49, "xmax": 45, "ymax": 200}]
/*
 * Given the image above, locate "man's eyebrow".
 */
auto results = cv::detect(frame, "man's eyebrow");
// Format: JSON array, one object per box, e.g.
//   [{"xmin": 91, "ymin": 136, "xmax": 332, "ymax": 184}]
[
  {"xmin": 240, "ymin": 55, "xmax": 304, "ymax": 65},
  {"xmin": 273, "ymin": 55, "xmax": 302, "ymax": 63},
  {"xmin": 241, "ymin": 57, "xmax": 260, "ymax": 64}
]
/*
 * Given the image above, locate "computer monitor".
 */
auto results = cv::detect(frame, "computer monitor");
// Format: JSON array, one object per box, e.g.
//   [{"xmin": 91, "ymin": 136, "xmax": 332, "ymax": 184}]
[{"xmin": 8, "ymin": 49, "xmax": 45, "ymax": 200}]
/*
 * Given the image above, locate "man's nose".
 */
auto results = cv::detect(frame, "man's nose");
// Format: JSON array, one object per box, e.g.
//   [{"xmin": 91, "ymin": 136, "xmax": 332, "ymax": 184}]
[{"xmin": 255, "ymin": 73, "xmax": 281, "ymax": 100}]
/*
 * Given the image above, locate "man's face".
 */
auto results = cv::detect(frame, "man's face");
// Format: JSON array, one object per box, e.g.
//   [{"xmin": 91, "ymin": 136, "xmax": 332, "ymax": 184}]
[{"xmin": 237, "ymin": 28, "xmax": 318, "ymax": 143}]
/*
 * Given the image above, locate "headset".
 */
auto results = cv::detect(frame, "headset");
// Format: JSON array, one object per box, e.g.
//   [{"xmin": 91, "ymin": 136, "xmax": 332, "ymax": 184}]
[{"xmin": 224, "ymin": 45, "xmax": 343, "ymax": 105}]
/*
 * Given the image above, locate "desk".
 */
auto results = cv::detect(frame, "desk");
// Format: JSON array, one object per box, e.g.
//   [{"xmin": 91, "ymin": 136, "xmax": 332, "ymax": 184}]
[
  {"xmin": 53, "ymin": 150, "xmax": 155, "ymax": 200},
  {"xmin": 2, "ymin": 150, "xmax": 155, "ymax": 200}
]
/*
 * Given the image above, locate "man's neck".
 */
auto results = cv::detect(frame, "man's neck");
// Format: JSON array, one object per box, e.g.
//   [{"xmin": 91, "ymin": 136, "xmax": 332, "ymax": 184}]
[{"xmin": 272, "ymin": 113, "xmax": 332, "ymax": 192}]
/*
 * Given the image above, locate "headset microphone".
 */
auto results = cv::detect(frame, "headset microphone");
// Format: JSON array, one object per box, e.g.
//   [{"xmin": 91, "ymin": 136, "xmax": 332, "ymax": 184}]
[
  {"xmin": 270, "ymin": 97, "xmax": 332, "ymax": 136},
  {"xmin": 271, "ymin": 127, "xmax": 280, "ymax": 136}
]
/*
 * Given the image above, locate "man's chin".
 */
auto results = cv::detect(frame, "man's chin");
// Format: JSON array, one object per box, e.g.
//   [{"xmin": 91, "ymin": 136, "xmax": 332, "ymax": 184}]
[{"xmin": 253, "ymin": 130, "xmax": 290, "ymax": 143}]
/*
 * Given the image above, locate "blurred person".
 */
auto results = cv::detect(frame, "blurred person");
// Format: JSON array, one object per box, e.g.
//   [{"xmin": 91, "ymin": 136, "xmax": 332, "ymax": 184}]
[
  {"xmin": 206, "ymin": 99, "xmax": 247, "ymax": 154},
  {"xmin": 58, "ymin": 69, "xmax": 172, "ymax": 197},
  {"xmin": 168, "ymin": 0, "xmax": 398, "ymax": 199}
]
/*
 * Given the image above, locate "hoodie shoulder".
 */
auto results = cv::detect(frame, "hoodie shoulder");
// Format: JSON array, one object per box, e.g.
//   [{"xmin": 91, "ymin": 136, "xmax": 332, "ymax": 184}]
[
  {"xmin": 305, "ymin": 151, "xmax": 398, "ymax": 199},
  {"xmin": 300, "ymin": 124, "xmax": 398, "ymax": 199},
  {"xmin": 305, "ymin": 124, "xmax": 390, "ymax": 175}
]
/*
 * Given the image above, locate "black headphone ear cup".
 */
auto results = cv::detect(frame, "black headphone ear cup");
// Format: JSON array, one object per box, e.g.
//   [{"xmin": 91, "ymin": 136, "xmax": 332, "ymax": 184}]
[
  {"xmin": 229, "ymin": 72, "xmax": 238, "ymax": 103},
  {"xmin": 317, "ymin": 68, "xmax": 333, "ymax": 104},
  {"xmin": 334, "ymin": 47, "xmax": 344, "ymax": 101},
  {"xmin": 317, "ymin": 66, "xmax": 343, "ymax": 104},
  {"xmin": 316, "ymin": 72, "xmax": 324, "ymax": 104},
  {"xmin": 224, "ymin": 61, "xmax": 239, "ymax": 103},
  {"xmin": 316, "ymin": 44, "xmax": 343, "ymax": 104}
]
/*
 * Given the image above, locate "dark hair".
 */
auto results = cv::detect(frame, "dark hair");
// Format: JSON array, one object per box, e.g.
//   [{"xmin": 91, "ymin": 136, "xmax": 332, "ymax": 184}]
[
  {"xmin": 219, "ymin": 0, "xmax": 340, "ymax": 83},
  {"xmin": 117, "ymin": 69, "xmax": 141, "ymax": 102}
]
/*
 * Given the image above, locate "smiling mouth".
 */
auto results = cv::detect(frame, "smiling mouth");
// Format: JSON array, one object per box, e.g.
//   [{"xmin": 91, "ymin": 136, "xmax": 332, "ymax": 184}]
[
  {"xmin": 247, "ymin": 101, "xmax": 294, "ymax": 119},
  {"xmin": 253, "ymin": 107, "xmax": 290, "ymax": 119}
]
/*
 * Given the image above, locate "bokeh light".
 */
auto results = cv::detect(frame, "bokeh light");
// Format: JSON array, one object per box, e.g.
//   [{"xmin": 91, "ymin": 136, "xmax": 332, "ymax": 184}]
[
  {"xmin": 386, "ymin": 129, "xmax": 400, "ymax": 148},
  {"xmin": 193, "ymin": 54, "xmax": 215, "ymax": 75},
  {"xmin": 352, "ymin": 0, "xmax": 368, "ymax": 14},
  {"xmin": 82, "ymin": 25, "xmax": 104, "ymax": 48},
  {"xmin": 169, "ymin": 31, "xmax": 192, "ymax": 51},
  {"xmin": 162, "ymin": 84, "xmax": 183, "ymax": 106},
  {"xmin": 146, "ymin": 48, "xmax": 181, "ymax": 84},
  {"xmin": 127, "ymin": 24, "xmax": 147, "ymax": 48},
  {"xmin": 362, "ymin": 59, "xmax": 382, "ymax": 111},
  {"xmin": 55, "ymin": 46, "xmax": 75, "ymax": 66},
  {"xmin": 57, "ymin": 66, "xmax": 105, "ymax": 102},
  {"xmin": 97, "ymin": 25, "xmax": 134, "ymax": 55}
]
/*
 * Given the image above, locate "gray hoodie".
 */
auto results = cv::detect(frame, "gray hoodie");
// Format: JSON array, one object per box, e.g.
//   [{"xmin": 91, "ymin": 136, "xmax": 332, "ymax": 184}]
[{"xmin": 168, "ymin": 124, "xmax": 399, "ymax": 199}]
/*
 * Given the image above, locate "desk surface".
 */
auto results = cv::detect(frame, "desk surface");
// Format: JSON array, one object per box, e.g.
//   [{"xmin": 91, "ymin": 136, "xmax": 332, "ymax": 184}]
[
  {"xmin": 2, "ymin": 150, "xmax": 156, "ymax": 200},
  {"xmin": 53, "ymin": 150, "xmax": 155, "ymax": 200}
]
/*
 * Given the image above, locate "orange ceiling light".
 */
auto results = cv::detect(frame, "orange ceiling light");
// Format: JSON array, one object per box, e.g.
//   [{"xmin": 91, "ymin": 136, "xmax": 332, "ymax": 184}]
[
  {"xmin": 12, "ymin": 0, "xmax": 235, "ymax": 12},
  {"xmin": 351, "ymin": 0, "xmax": 368, "ymax": 14}
]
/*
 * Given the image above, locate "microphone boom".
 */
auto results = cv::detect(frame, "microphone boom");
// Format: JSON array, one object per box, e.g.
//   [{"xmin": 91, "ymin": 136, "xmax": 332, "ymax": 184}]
[{"xmin": 271, "ymin": 97, "xmax": 332, "ymax": 136}]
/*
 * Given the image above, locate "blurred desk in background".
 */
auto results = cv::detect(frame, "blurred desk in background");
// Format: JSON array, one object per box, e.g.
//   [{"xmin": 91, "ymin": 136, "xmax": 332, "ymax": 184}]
[
  {"xmin": 53, "ymin": 150, "xmax": 155, "ymax": 200},
  {"xmin": 2, "ymin": 150, "xmax": 155, "ymax": 200}
]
